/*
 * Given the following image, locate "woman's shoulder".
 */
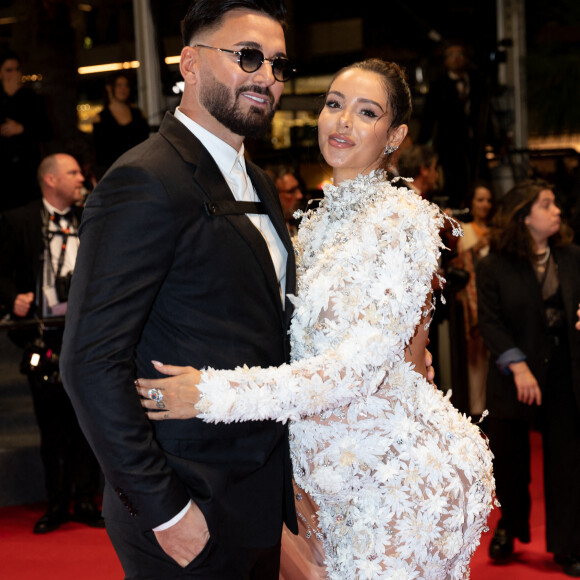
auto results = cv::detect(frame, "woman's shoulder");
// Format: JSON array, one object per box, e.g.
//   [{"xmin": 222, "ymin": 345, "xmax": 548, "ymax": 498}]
[
  {"xmin": 376, "ymin": 176, "xmax": 441, "ymax": 212},
  {"xmin": 129, "ymin": 105, "xmax": 146, "ymax": 120},
  {"xmin": 557, "ymin": 242, "xmax": 580, "ymax": 257},
  {"xmin": 477, "ymin": 251, "xmax": 521, "ymax": 276},
  {"xmin": 92, "ymin": 106, "xmax": 113, "ymax": 126}
]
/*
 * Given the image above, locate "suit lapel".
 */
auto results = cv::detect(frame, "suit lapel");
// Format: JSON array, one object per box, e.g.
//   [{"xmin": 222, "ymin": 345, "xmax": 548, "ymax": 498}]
[
  {"xmin": 247, "ymin": 163, "xmax": 296, "ymax": 327},
  {"xmin": 159, "ymin": 113, "xmax": 289, "ymax": 321},
  {"xmin": 27, "ymin": 201, "xmax": 45, "ymax": 283}
]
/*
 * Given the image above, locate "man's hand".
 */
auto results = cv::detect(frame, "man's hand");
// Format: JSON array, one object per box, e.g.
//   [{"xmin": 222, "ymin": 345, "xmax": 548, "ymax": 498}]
[
  {"xmin": 425, "ymin": 346, "xmax": 435, "ymax": 383},
  {"xmin": 510, "ymin": 361, "xmax": 541, "ymax": 406},
  {"xmin": 154, "ymin": 502, "xmax": 209, "ymax": 568},
  {"xmin": 13, "ymin": 292, "xmax": 34, "ymax": 318}
]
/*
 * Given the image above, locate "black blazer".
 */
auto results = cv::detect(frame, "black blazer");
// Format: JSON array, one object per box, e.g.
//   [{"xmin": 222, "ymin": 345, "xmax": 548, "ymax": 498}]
[
  {"xmin": 418, "ymin": 70, "xmax": 491, "ymax": 157},
  {"xmin": 60, "ymin": 112, "xmax": 298, "ymax": 546},
  {"xmin": 0, "ymin": 200, "xmax": 82, "ymax": 345},
  {"xmin": 476, "ymin": 245, "xmax": 580, "ymax": 420}
]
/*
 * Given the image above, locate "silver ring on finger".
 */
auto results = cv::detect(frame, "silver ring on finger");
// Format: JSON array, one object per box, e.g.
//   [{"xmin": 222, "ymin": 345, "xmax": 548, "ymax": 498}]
[{"xmin": 148, "ymin": 388, "xmax": 164, "ymax": 403}]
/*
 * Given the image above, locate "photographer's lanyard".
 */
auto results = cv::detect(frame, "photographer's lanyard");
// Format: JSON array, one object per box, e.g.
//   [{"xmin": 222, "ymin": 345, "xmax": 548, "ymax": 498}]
[
  {"xmin": 42, "ymin": 209, "xmax": 77, "ymax": 283},
  {"xmin": 48, "ymin": 212, "xmax": 73, "ymax": 281}
]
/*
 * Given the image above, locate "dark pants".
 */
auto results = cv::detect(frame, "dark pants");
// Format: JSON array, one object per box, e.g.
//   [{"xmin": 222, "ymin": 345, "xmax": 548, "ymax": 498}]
[
  {"xmin": 488, "ymin": 337, "xmax": 580, "ymax": 555},
  {"xmin": 486, "ymin": 416, "xmax": 532, "ymax": 542},
  {"xmin": 106, "ymin": 518, "xmax": 282, "ymax": 580},
  {"xmin": 542, "ymin": 339, "xmax": 580, "ymax": 555},
  {"xmin": 28, "ymin": 372, "xmax": 101, "ymax": 508}
]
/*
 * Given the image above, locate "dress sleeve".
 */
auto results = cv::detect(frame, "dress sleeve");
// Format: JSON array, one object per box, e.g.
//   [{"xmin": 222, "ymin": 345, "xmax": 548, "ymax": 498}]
[{"xmin": 196, "ymin": 190, "xmax": 446, "ymax": 424}]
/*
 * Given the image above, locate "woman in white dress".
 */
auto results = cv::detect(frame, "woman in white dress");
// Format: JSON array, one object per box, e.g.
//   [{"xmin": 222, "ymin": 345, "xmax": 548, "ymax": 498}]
[{"xmin": 136, "ymin": 59, "xmax": 495, "ymax": 579}]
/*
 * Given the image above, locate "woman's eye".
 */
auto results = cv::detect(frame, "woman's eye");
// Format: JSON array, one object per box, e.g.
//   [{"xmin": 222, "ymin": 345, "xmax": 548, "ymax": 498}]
[
  {"xmin": 361, "ymin": 108, "xmax": 378, "ymax": 118},
  {"xmin": 325, "ymin": 99, "xmax": 341, "ymax": 109}
]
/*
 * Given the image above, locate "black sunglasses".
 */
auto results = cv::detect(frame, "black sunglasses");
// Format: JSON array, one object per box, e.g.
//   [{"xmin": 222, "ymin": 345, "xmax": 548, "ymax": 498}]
[{"xmin": 194, "ymin": 44, "xmax": 296, "ymax": 83}]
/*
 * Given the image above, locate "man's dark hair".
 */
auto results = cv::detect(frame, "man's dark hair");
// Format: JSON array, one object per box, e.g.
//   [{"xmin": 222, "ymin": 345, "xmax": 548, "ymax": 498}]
[
  {"xmin": 182, "ymin": 0, "xmax": 287, "ymax": 46},
  {"xmin": 264, "ymin": 162, "xmax": 294, "ymax": 182},
  {"xmin": 397, "ymin": 145, "xmax": 437, "ymax": 180}
]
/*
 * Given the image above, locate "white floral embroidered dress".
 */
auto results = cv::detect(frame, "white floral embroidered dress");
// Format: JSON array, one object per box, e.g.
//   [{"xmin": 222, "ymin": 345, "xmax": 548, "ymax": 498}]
[{"xmin": 196, "ymin": 172, "xmax": 495, "ymax": 579}]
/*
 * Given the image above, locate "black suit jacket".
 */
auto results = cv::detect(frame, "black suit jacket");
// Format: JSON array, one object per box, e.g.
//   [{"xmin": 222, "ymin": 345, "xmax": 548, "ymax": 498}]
[
  {"xmin": 60, "ymin": 112, "xmax": 297, "ymax": 547},
  {"xmin": 0, "ymin": 199, "xmax": 82, "ymax": 345},
  {"xmin": 418, "ymin": 70, "xmax": 491, "ymax": 159},
  {"xmin": 476, "ymin": 245, "xmax": 580, "ymax": 420}
]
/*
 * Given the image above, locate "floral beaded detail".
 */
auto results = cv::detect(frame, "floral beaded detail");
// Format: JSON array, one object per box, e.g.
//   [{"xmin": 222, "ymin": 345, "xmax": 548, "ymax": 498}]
[{"xmin": 195, "ymin": 171, "xmax": 494, "ymax": 579}]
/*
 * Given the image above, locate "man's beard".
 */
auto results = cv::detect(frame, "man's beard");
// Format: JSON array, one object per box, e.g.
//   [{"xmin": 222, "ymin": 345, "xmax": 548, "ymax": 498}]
[{"xmin": 200, "ymin": 74, "xmax": 276, "ymax": 138}]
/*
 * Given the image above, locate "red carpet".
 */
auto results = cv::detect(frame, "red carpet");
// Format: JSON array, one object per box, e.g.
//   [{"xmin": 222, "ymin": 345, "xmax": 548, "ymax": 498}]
[
  {"xmin": 0, "ymin": 504, "xmax": 123, "ymax": 579},
  {"xmin": 469, "ymin": 429, "xmax": 566, "ymax": 579},
  {"xmin": 0, "ymin": 431, "xmax": 563, "ymax": 579}
]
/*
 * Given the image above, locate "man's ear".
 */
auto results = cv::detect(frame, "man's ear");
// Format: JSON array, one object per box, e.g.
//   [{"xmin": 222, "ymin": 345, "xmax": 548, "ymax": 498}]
[
  {"xmin": 44, "ymin": 173, "xmax": 57, "ymax": 189},
  {"xmin": 179, "ymin": 46, "xmax": 198, "ymax": 86}
]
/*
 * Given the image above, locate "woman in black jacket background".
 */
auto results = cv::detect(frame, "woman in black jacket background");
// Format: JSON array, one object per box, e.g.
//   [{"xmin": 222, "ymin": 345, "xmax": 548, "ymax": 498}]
[{"xmin": 477, "ymin": 178, "xmax": 580, "ymax": 576}]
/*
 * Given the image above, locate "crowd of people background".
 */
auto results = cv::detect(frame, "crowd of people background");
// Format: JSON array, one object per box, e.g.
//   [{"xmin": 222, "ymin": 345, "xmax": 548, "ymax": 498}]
[{"xmin": 1, "ymin": 0, "xmax": 580, "ymax": 577}]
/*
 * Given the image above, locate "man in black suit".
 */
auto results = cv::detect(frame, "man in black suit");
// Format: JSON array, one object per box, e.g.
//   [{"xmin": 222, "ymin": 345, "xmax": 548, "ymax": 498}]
[
  {"xmin": 418, "ymin": 41, "xmax": 496, "ymax": 209},
  {"xmin": 60, "ymin": 1, "xmax": 297, "ymax": 578},
  {"xmin": 0, "ymin": 153, "xmax": 103, "ymax": 533}
]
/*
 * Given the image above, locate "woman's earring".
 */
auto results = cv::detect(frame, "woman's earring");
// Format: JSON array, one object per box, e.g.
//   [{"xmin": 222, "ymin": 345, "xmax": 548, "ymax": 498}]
[{"xmin": 384, "ymin": 144, "xmax": 398, "ymax": 155}]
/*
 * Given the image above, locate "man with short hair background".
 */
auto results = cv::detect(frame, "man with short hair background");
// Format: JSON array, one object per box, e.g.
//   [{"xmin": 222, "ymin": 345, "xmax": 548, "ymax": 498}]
[
  {"xmin": 266, "ymin": 163, "xmax": 304, "ymax": 238},
  {"xmin": 0, "ymin": 153, "xmax": 103, "ymax": 534}
]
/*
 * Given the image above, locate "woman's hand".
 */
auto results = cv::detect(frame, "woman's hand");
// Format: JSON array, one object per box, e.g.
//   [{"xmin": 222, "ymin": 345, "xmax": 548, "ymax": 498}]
[
  {"xmin": 509, "ymin": 361, "xmax": 542, "ymax": 406},
  {"xmin": 135, "ymin": 362, "xmax": 202, "ymax": 420},
  {"xmin": 576, "ymin": 304, "xmax": 580, "ymax": 331}
]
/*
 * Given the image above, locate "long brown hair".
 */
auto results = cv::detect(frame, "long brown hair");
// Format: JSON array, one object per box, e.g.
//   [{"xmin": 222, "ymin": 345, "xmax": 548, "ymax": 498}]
[{"xmin": 490, "ymin": 178, "xmax": 572, "ymax": 262}]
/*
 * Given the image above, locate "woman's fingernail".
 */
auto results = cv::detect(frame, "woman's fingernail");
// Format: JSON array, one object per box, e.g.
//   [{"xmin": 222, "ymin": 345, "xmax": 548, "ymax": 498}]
[{"xmin": 152, "ymin": 360, "xmax": 163, "ymax": 368}]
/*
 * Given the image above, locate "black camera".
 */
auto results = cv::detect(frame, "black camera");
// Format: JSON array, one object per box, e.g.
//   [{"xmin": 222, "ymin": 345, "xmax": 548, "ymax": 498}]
[
  {"xmin": 20, "ymin": 337, "xmax": 61, "ymax": 383},
  {"xmin": 55, "ymin": 272, "xmax": 73, "ymax": 303}
]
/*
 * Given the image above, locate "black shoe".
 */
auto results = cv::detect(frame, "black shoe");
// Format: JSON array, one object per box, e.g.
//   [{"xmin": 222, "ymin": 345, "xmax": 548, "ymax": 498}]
[
  {"xmin": 516, "ymin": 529, "xmax": 530, "ymax": 544},
  {"xmin": 71, "ymin": 501, "xmax": 105, "ymax": 528},
  {"xmin": 33, "ymin": 505, "xmax": 69, "ymax": 534},
  {"xmin": 489, "ymin": 528, "xmax": 514, "ymax": 561},
  {"xmin": 558, "ymin": 555, "xmax": 580, "ymax": 577}
]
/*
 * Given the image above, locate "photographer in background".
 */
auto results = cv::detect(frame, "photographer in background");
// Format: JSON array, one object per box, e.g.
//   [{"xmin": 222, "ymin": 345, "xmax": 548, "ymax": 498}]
[
  {"xmin": 0, "ymin": 153, "xmax": 103, "ymax": 534},
  {"xmin": 417, "ymin": 40, "xmax": 497, "ymax": 209}
]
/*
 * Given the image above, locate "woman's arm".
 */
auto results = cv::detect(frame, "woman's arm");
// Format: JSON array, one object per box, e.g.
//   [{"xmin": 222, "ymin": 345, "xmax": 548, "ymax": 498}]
[
  {"xmin": 138, "ymin": 193, "xmax": 445, "ymax": 424},
  {"xmin": 404, "ymin": 295, "xmax": 432, "ymax": 380},
  {"xmin": 476, "ymin": 255, "xmax": 542, "ymax": 406}
]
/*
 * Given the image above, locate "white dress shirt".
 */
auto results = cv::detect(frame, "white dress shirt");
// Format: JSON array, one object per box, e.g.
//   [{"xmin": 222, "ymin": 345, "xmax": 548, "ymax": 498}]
[
  {"xmin": 174, "ymin": 108, "xmax": 287, "ymax": 307},
  {"xmin": 41, "ymin": 199, "xmax": 80, "ymax": 317}
]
